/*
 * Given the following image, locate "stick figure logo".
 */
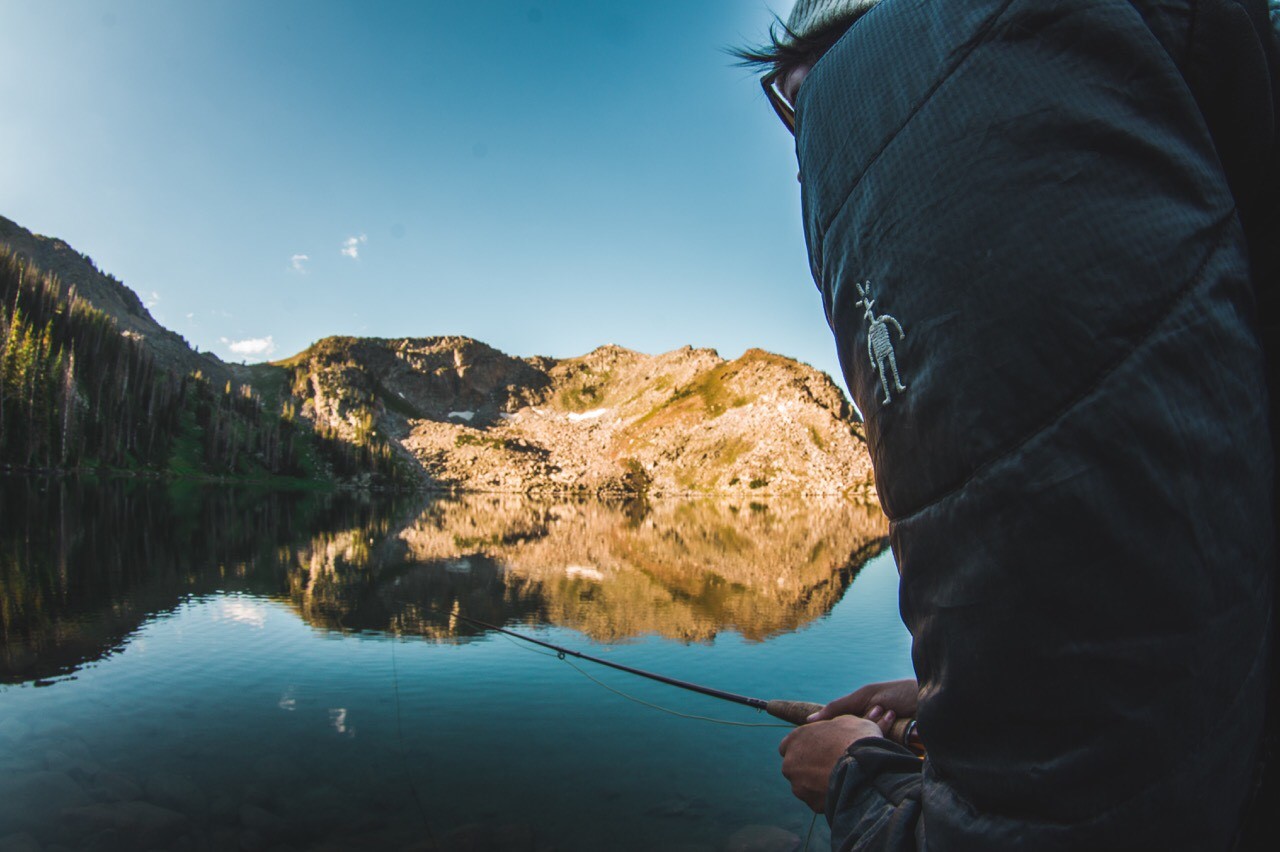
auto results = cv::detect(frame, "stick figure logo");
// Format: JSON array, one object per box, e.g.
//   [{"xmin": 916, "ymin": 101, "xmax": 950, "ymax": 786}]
[{"xmin": 854, "ymin": 281, "xmax": 907, "ymax": 405}]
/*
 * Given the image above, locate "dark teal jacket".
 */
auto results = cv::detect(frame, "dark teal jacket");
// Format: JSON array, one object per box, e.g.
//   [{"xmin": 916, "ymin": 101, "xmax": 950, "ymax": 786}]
[{"xmin": 794, "ymin": 1, "xmax": 1279, "ymax": 849}]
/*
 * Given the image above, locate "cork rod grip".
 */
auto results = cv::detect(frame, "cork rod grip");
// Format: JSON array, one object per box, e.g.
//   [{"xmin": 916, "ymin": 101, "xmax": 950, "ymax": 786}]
[
  {"xmin": 765, "ymin": 699, "xmax": 919, "ymax": 752},
  {"xmin": 764, "ymin": 699, "xmax": 825, "ymax": 724}
]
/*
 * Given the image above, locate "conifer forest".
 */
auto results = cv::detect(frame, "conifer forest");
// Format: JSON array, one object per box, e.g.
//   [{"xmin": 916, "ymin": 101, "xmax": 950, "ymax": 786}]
[{"xmin": 0, "ymin": 247, "xmax": 406, "ymax": 485}]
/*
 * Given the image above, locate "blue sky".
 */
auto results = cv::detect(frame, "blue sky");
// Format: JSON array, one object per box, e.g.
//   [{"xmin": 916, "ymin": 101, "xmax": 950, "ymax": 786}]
[{"xmin": 0, "ymin": 1, "xmax": 842, "ymax": 384}]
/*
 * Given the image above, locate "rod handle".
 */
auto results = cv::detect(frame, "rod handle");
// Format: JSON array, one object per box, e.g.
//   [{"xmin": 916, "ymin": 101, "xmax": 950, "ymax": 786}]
[
  {"xmin": 766, "ymin": 699, "xmax": 922, "ymax": 755},
  {"xmin": 765, "ymin": 699, "xmax": 825, "ymax": 724}
]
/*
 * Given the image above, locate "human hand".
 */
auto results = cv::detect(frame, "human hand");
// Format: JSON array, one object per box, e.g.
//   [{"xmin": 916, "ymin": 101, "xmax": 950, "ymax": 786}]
[
  {"xmin": 806, "ymin": 678, "xmax": 918, "ymax": 723},
  {"xmin": 779, "ymin": 713, "xmax": 894, "ymax": 812}
]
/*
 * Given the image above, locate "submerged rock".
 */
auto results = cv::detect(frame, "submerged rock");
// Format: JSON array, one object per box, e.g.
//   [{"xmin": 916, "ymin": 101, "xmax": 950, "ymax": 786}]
[
  {"xmin": 41, "ymin": 741, "xmax": 101, "ymax": 783},
  {"xmin": 0, "ymin": 719, "xmax": 31, "ymax": 744},
  {"xmin": 646, "ymin": 795, "xmax": 708, "ymax": 820},
  {"xmin": 436, "ymin": 822, "xmax": 536, "ymax": 852},
  {"xmin": 206, "ymin": 826, "xmax": 241, "ymax": 851},
  {"xmin": 60, "ymin": 800, "xmax": 188, "ymax": 848},
  {"xmin": 145, "ymin": 771, "xmax": 208, "ymax": 820},
  {"xmin": 0, "ymin": 833, "xmax": 42, "ymax": 852},
  {"xmin": 87, "ymin": 772, "xmax": 142, "ymax": 804},
  {"xmin": 314, "ymin": 835, "xmax": 413, "ymax": 852},
  {"xmin": 169, "ymin": 835, "xmax": 197, "ymax": 852},
  {"xmin": 279, "ymin": 784, "xmax": 353, "ymax": 836},
  {"xmin": 723, "ymin": 824, "xmax": 801, "ymax": 852},
  {"xmin": 0, "ymin": 771, "xmax": 91, "ymax": 831},
  {"xmin": 81, "ymin": 828, "xmax": 125, "ymax": 852},
  {"xmin": 242, "ymin": 782, "xmax": 275, "ymax": 809},
  {"xmin": 491, "ymin": 824, "xmax": 536, "ymax": 851},
  {"xmin": 208, "ymin": 792, "xmax": 240, "ymax": 827},
  {"xmin": 237, "ymin": 828, "xmax": 267, "ymax": 852},
  {"xmin": 252, "ymin": 754, "xmax": 303, "ymax": 786},
  {"xmin": 239, "ymin": 803, "xmax": 287, "ymax": 838}
]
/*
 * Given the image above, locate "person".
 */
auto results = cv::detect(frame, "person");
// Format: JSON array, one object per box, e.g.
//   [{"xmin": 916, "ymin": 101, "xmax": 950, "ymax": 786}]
[{"xmin": 738, "ymin": 0, "xmax": 1280, "ymax": 849}]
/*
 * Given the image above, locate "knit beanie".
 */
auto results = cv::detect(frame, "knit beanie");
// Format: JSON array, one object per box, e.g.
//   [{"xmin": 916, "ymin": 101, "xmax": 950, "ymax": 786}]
[{"xmin": 784, "ymin": 0, "xmax": 881, "ymax": 40}]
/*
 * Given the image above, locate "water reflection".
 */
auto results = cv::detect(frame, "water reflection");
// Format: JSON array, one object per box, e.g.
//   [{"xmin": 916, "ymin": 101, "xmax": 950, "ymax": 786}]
[
  {"xmin": 1, "ymin": 477, "xmax": 903, "ymax": 851},
  {"xmin": 384, "ymin": 496, "xmax": 887, "ymax": 642},
  {"xmin": 1, "ymin": 478, "xmax": 888, "ymax": 685}
]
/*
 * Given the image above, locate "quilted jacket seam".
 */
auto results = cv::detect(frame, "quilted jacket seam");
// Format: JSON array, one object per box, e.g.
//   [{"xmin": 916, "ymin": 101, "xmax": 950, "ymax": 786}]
[
  {"xmin": 888, "ymin": 208, "xmax": 1239, "ymax": 523},
  {"xmin": 815, "ymin": 0, "xmax": 1020, "ymax": 244}
]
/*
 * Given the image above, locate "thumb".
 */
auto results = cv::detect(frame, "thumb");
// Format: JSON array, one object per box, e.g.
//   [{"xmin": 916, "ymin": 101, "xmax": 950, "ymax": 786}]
[
  {"xmin": 806, "ymin": 700, "xmax": 853, "ymax": 722},
  {"xmin": 807, "ymin": 690, "xmax": 874, "ymax": 722},
  {"xmin": 808, "ymin": 698, "xmax": 882, "ymax": 724},
  {"xmin": 805, "ymin": 705, "xmax": 833, "ymax": 723}
]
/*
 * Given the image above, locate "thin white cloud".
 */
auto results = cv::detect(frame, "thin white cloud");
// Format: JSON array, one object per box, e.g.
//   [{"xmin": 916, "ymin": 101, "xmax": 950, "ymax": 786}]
[
  {"xmin": 145, "ymin": 291, "xmax": 160, "ymax": 309},
  {"xmin": 220, "ymin": 335, "xmax": 277, "ymax": 361},
  {"xmin": 290, "ymin": 253, "xmax": 310, "ymax": 273},
  {"xmin": 341, "ymin": 234, "xmax": 367, "ymax": 259}
]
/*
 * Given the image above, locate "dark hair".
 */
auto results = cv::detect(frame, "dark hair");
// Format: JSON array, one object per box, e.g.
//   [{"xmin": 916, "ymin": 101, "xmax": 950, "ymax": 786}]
[{"xmin": 730, "ymin": 14, "xmax": 865, "ymax": 76}]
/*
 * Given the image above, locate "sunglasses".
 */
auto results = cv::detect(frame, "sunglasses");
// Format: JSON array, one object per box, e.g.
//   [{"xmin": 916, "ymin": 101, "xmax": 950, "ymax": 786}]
[{"xmin": 761, "ymin": 67, "xmax": 797, "ymax": 134}]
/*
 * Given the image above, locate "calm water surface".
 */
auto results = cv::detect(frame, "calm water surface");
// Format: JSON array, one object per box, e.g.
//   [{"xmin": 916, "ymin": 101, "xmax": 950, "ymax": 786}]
[{"xmin": 0, "ymin": 478, "xmax": 910, "ymax": 852}]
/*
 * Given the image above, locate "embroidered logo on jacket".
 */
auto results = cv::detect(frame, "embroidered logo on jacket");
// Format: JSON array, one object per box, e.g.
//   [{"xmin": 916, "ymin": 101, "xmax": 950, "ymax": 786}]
[{"xmin": 855, "ymin": 281, "xmax": 907, "ymax": 405}]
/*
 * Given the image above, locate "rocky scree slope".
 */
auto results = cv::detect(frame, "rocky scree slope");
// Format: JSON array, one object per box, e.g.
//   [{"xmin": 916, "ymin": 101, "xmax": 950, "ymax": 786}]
[{"xmin": 276, "ymin": 336, "xmax": 876, "ymax": 496}]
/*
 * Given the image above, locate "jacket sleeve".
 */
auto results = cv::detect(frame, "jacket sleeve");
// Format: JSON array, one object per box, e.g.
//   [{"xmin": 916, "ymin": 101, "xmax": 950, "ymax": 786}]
[{"xmin": 826, "ymin": 740, "xmax": 924, "ymax": 852}]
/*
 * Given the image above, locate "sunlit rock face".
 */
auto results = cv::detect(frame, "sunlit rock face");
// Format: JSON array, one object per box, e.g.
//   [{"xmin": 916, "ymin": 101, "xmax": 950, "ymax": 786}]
[
  {"xmin": 282, "ymin": 337, "xmax": 877, "ymax": 497},
  {"xmin": 281, "ymin": 336, "xmax": 550, "ymax": 446},
  {"xmin": 289, "ymin": 494, "xmax": 890, "ymax": 643}
]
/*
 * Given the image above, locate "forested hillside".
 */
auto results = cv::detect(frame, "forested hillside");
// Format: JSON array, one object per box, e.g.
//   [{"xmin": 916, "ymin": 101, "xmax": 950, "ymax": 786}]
[{"xmin": 0, "ymin": 247, "xmax": 407, "ymax": 485}]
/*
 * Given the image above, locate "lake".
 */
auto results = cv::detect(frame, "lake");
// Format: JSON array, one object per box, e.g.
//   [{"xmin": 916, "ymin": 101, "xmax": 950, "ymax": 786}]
[{"xmin": 0, "ymin": 478, "xmax": 911, "ymax": 852}]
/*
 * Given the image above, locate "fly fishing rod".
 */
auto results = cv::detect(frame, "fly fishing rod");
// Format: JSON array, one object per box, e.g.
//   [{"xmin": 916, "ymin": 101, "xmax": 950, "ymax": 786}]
[{"xmin": 457, "ymin": 615, "xmax": 922, "ymax": 753}]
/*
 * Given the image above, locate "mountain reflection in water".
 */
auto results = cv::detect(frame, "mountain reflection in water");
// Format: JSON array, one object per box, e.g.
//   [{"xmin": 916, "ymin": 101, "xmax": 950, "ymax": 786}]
[
  {"xmin": 1, "ymin": 478, "xmax": 889, "ymax": 685},
  {"xmin": 1, "ymin": 477, "xmax": 905, "ymax": 851},
  {"xmin": 296, "ymin": 494, "xmax": 889, "ymax": 643}
]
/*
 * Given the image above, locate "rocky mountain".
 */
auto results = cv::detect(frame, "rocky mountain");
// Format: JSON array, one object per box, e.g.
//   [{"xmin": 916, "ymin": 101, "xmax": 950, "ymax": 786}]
[
  {"xmin": 273, "ymin": 336, "xmax": 876, "ymax": 496},
  {"xmin": 1, "ymin": 213, "xmax": 875, "ymax": 495}
]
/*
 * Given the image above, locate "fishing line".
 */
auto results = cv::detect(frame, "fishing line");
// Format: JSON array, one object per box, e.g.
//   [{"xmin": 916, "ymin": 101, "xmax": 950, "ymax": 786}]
[
  {"xmin": 389, "ymin": 635, "xmax": 440, "ymax": 849},
  {"xmin": 496, "ymin": 628, "xmax": 816, "ymax": 849},
  {"xmin": 494, "ymin": 630, "xmax": 560, "ymax": 658},
  {"xmin": 490, "ymin": 625, "xmax": 820, "ymax": 846},
  {"xmin": 572, "ymin": 648, "xmax": 823, "ymax": 852},
  {"xmin": 494, "ymin": 629, "xmax": 790, "ymax": 729}
]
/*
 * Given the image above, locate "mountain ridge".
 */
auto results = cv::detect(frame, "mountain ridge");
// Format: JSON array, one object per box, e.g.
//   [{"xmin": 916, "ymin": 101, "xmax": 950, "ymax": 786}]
[
  {"xmin": 0, "ymin": 214, "xmax": 229, "ymax": 385},
  {"xmin": 272, "ymin": 334, "xmax": 875, "ymax": 495},
  {"xmin": 1, "ymin": 214, "xmax": 875, "ymax": 496}
]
